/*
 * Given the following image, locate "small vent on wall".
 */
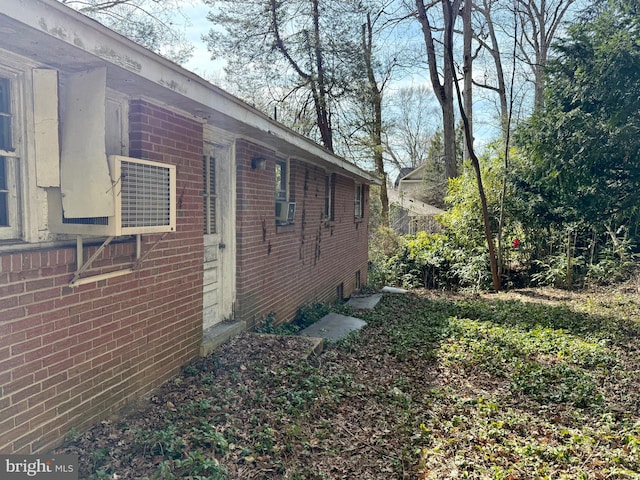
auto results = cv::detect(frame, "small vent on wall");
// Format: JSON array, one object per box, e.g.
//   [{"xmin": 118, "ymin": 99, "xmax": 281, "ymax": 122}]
[
  {"xmin": 355, "ymin": 270, "xmax": 361, "ymax": 290},
  {"xmin": 336, "ymin": 282, "xmax": 344, "ymax": 302}
]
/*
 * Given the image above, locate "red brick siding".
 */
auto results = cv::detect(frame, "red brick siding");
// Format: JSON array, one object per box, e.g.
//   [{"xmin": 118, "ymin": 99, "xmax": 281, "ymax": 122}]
[
  {"xmin": 235, "ymin": 139, "xmax": 369, "ymax": 328},
  {"xmin": 0, "ymin": 100, "xmax": 204, "ymax": 453}
]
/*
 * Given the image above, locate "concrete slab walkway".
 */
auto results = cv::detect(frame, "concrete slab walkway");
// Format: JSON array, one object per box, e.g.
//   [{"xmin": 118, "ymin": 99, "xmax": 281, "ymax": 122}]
[
  {"xmin": 381, "ymin": 286, "xmax": 409, "ymax": 294},
  {"xmin": 298, "ymin": 287, "xmax": 408, "ymax": 343},
  {"xmin": 298, "ymin": 312, "xmax": 367, "ymax": 342},
  {"xmin": 346, "ymin": 293, "xmax": 383, "ymax": 310}
]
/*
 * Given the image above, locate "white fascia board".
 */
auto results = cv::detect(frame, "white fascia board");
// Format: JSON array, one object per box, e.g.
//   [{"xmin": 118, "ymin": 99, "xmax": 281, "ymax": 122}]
[{"xmin": 3, "ymin": 0, "xmax": 380, "ymax": 185}]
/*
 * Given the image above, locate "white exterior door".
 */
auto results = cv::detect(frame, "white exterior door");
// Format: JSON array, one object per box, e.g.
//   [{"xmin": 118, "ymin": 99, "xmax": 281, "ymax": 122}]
[{"xmin": 202, "ymin": 131, "xmax": 235, "ymax": 331}]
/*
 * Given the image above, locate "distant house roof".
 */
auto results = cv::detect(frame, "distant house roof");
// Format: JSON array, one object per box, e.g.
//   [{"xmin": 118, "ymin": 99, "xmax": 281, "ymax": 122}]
[
  {"xmin": 394, "ymin": 167, "xmax": 416, "ymax": 188},
  {"xmin": 387, "ymin": 189, "xmax": 444, "ymax": 217}
]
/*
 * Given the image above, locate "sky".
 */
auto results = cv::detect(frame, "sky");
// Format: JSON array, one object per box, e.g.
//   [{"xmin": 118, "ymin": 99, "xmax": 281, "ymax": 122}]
[{"xmin": 179, "ymin": 2, "xmax": 225, "ymax": 81}]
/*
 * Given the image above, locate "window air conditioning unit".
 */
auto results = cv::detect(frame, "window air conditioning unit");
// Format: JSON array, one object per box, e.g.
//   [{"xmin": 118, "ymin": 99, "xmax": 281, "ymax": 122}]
[
  {"xmin": 275, "ymin": 201, "xmax": 296, "ymax": 223},
  {"xmin": 49, "ymin": 156, "xmax": 176, "ymax": 236}
]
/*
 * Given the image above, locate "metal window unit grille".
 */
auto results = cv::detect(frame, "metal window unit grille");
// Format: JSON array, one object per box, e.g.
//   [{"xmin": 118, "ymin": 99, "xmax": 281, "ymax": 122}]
[
  {"xmin": 63, "ymin": 215, "xmax": 109, "ymax": 225},
  {"xmin": 120, "ymin": 159, "xmax": 172, "ymax": 228},
  {"xmin": 52, "ymin": 156, "xmax": 175, "ymax": 236}
]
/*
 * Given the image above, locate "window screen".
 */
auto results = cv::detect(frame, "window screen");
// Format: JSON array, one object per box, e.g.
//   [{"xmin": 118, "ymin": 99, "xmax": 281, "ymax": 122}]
[
  {"xmin": 0, "ymin": 157, "xmax": 7, "ymax": 226},
  {"xmin": 354, "ymin": 183, "xmax": 363, "ymax": 218},
  {"xmin": 324, "ymin": 174, "xmax": 335, "ymax": 221},
  {"xmin": 0, "ymin": 77, "xmax": 11, "ymax": 227},
  {"xmin": 0, "ymin": 77, "xmax": 11, "ymax": 151},
  {"xmin": 203, "ymin": 155, "xmax": 217, "ymax": 234}
]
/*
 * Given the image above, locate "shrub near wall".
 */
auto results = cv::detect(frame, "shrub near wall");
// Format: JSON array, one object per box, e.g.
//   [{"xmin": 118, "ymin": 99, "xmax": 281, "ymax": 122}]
[{"xmin": 0, "ymin": 100, "xmax": 204, "ymax": 454}]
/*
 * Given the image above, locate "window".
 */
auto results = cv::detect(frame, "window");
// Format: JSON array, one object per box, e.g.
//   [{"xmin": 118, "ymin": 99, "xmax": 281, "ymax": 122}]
[
  {"xmin": 275, "ymin": 159, "xmax": 287, "ymax": 202},
  {"xmin": 324, "ymin": 173, "xmax": 335, "ymax": 222},
  {"xmin": 203, "ymin": 155, "xmax": 217, "ymax": 235},
  {"xmin": 0, "ymin": 74, "xmax": 19, "ymax": 239},
  {"xmin": 354, "ymin": 183, "xmax": 364, "ymax": 219},
  {"xmin": 105, "ymin": 91, "xmax": 129, "ymax": 156},
  {"xmin": 275, "ymin": 158, "xmax": 295, "ymax": 225}
]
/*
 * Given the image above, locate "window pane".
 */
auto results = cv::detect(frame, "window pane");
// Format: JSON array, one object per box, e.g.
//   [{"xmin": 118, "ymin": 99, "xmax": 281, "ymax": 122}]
[
  {"xmin": 0, "ymin": 157, "xmax": 8, "ymax": 226},
  {"xmin": 324, "ymin": 174, "xmax": 334, "ymax": 220},
  {"xmin": 0, "ymin": 77, "xmax": 11, "ymax": 151},
  {"xmin": 275, "ymin": 160, "xmax": 286, "ymax": 201},
  {"xmin": 324, "ymin": 176, "xmax": 330, "ymax": 217},
  {"xmin": 354, "ymin": 184, "xmax": 362, "ymax": 218},
  {"xmin": 0, "ymin": 77, "xmax": 9, "ymax": 113}
]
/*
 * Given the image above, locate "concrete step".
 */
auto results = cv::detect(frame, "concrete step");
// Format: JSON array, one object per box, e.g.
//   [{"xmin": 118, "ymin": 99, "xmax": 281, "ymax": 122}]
[{"xmin": 200, "ymin": 320, "xmax": 246, "ymax": 357}]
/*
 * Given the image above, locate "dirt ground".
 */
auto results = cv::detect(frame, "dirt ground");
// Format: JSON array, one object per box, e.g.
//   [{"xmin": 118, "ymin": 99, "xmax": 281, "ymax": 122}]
[{"xmin": 57, "ymin": 328, "xmax": 422, "ymax": 479}]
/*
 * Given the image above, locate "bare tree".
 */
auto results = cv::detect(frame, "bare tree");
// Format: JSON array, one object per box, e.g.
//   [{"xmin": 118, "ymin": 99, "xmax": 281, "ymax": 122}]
[
  {"xmin": 514, "ymin": 0, "xmax": 581, "ymax": 110},
  {"xmin": 386, "ymin": 85, "xmax": 440, "ymax": 169},
  {"xmin": 343, "ymin": 4, "xmax": 411, "ymax": 226},
  {"xmin": 60, "ymin": 0, "xmax": 194, "ymax": 63},
  {"xmin": 462, "ymin": 0, "xmax": 474, "ymax": 161},
  {"xmin": 205, "ymin": 0, "xmax": 368, "ymax": 153},
  {"xmin": 472, "ymin": 0, "xmax": 513, "ymax": 137}
]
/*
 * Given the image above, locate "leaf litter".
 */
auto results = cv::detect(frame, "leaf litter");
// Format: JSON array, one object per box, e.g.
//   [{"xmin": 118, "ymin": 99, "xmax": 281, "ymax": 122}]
[{"xmin": 56, "ymin": 288, "xmax": 640, "ymax": 479}]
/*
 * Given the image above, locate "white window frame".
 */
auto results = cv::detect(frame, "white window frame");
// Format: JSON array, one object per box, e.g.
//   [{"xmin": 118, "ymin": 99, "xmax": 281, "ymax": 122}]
[{"xmin": 0, "ymin": 67, "xmax": 22, "ymax": 240}]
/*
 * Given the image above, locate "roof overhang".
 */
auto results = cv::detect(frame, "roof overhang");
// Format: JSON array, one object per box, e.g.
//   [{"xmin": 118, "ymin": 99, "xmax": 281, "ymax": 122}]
[{"xmin": 0, "ymin": 0, "xmax": 380, "ymax": 185}]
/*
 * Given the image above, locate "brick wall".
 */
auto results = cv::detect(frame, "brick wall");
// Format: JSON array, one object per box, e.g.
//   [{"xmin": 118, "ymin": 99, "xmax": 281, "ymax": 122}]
[
  {"xmin": 235, "ymin": 139, "xmax": 370, "ymax": 328},
  {"xmin": 0, "ymin": 100, "xmax": 204, "ymax": 453}
]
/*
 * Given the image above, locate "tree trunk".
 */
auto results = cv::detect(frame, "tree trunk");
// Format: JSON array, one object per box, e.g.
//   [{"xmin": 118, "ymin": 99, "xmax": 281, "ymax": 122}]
[
  {"xmin": 269, "ymin": 0, "xmax": 334, "ymax": 151},
  {"xmin": 445, "ymin": 0, "xmax": 501, "ymax": 291},
  {"xmin": 462, "ymin": 0, "xmax": 473, "ymax": 162},
  {"xmin": 416, "ymin": 0, "xmax": 461, "ymax": 179},
  {"xmin": 311, "ymin": 0, "xmax": 333, "ymax": 151},
  {"xmin": 363, "ymin": 14, "xmax": 389, "ymax": 226}
]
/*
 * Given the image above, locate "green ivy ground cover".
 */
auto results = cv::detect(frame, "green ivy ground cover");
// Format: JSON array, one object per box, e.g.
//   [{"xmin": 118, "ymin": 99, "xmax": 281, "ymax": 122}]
[{"xmin": 58, "ymin": 288, "xmax": 640, "ymax": 479}]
